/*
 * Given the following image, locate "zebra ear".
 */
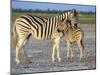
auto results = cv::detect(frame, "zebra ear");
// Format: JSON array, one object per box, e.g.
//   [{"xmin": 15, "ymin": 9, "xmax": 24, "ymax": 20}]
[
  {"xmin": 72, "ymin": 9, "xmax": 79, "ymax": 16},
  {"xmin": 72, "ymin": 9, "xmax": 77, "ymax": 13}
]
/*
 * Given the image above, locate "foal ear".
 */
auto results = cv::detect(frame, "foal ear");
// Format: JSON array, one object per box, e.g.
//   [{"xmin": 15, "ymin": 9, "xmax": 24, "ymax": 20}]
[{"xmin": 72, "ymin": 9, "xmax": 79, "ymax": 16}]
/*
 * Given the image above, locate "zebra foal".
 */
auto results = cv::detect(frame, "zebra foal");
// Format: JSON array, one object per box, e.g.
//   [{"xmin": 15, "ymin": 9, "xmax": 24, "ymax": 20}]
[{"xmin": 64, "ymin": 21, "xmax": 85, "ymax": 60}]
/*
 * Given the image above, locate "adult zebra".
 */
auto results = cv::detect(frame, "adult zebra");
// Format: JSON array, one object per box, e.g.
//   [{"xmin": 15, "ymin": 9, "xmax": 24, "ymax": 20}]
[{"xmin": 12, "ymin": 9, "xmax": 79, "ymax": 64}]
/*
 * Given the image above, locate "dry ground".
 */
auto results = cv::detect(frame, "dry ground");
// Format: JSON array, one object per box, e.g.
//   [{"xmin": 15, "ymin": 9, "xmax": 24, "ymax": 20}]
[{"xmin": 11, "ymin": 24, "xmax": 96, "ymax": 74}]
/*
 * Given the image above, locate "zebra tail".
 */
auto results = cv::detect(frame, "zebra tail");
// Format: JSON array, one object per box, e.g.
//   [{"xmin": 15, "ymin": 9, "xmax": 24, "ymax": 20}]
[{"xmin": 12, "ymin": 23, "xmax": 17, "ymax": 48}]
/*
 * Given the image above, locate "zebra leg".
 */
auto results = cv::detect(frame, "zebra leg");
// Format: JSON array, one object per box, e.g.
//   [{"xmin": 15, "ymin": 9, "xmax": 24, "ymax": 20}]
[
  {"xmin": 15, "ymin": 33, "xmax": 30, "ymax": 64},
  {"xmin": 77, "ymin": 40, "xmax": 84, "ymax": 60},
  {"xmin": 23, "ymin": 39, "xmax": 32, "ymax": 64},
  {"xmin": 66, "ymin": 41, "xmax": 74, "ymax": 61},
  {"xmin": 66, "ymin": 40, "xmax": 71, "ymax": 59},
  {"xmin": 52, "ymin": 43, "xmax": 56, "ymax": 62},
  {"xmin": 56, "ymin": 45, "xmax": 61, "ymax": 62},
  {"xmin": 24, "ymin": 49, "xmax": 31, "ymax": 64},
  {"xmin": 70, "ymin": 44, "xmax": 74, "ymax": 59},
  {"xmin": 67, "ymin": 44, "xmax": 73, "ymax": 60},
  {"xmin": 15, "ymin": 38, "xmax": 25, "ymax": 64},
  {"xmin": 56, "ymin": 37, "xmax": 61, "ymax": 62},
  {"xmin": 52, "ymin": 36, "xmax": 61, "ymax": 62},
  {"xmin": 64, "ymin": 37, "xmax": 71, "ymax": 60}
]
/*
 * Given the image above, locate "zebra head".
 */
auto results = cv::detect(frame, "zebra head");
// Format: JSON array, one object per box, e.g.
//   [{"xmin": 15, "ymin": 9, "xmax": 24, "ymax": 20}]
[
  {"xmin": 65, "ymin": 9, "xmax": 79, "ymax": 26},
  {"xmin": 57, "ymin": 18, "xmax": 67, "ymax": 32}
]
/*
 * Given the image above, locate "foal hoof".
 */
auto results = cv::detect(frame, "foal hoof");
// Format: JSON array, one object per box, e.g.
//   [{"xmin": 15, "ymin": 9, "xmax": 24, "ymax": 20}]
[
  {"xmin": 25, "ymin": 59, "xmax": 32, "ymax": 64},
  {"xmin": 66, "ymin": 56, "xmax": 73, "ymax": 62}
]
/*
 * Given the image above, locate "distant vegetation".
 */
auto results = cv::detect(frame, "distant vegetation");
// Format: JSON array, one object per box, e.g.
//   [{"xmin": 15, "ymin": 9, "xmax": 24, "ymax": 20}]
[
  {"xmin": 12, "ymin": 8, "xmax": 95, "ymax": 14},
  {"xmin": 12, "ymin": 8, "xmax": 96, "ymax": 24}
]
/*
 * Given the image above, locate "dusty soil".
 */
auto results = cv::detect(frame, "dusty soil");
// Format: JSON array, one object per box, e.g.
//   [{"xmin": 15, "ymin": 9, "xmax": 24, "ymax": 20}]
[{"xmin": 11, "ymin": 24, "xmax": 96, "ymax": 74}]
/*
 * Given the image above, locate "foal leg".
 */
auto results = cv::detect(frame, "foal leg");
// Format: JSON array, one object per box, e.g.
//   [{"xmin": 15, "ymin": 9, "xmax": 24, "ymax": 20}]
[
  {"xmin": 66, "ymin": 42, "xmax": 73, "ymax": 60},
  {"xmin": 77, "ymin": 40, "xmax": 84, "ymax": 60},
  {"xmin": 64, "ymin": 38, "xmax": 71, "ymax": 60},
  {"xmin": 70, "ymin": 44, "xmax": 73, "ymax": 59},
  {"xmin": 66, "ymin": 40, "xmax": 71, "ymax": 59}
]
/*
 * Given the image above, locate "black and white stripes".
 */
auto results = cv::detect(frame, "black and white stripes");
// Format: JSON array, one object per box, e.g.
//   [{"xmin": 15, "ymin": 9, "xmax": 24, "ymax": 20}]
[
  {"xmin": 13, "ymin": 9, "xmax": 79, "ymax": 64},
  {"xmin": 15, "ymin": 15, "xmax": 63, "ymax": 40}
]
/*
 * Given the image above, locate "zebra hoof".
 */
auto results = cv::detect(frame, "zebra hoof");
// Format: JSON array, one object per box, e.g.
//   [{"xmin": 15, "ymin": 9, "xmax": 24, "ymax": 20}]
[
  {"xmin": 52, "ymin": 58, "xmax": 55, "ymax": 63},
  {"xmin": 67, "ymin": 56, "xmax": 70, "ymax": 60},
  {"xmin": 58, "ymin": 58, "xmax": 61, "ymax": 62},
  {"xmin": 15, "ymin": 59, "xmax": 20, "ymax": 65}
]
